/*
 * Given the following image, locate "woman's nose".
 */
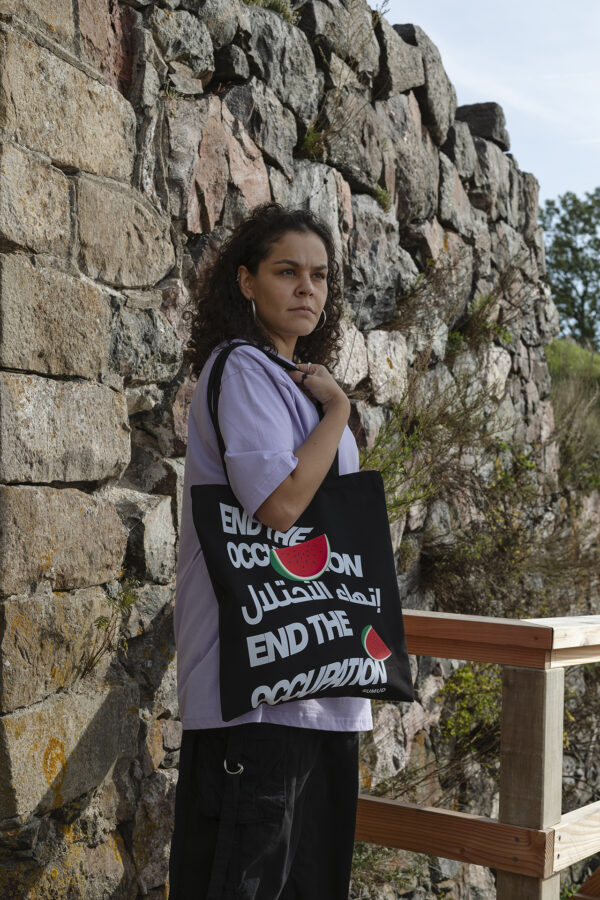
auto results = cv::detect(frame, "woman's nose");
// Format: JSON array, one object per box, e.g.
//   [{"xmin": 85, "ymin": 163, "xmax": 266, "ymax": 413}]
[{"xmin": 296, "ymin": 272, "xmax": 313, "ymax": 294}]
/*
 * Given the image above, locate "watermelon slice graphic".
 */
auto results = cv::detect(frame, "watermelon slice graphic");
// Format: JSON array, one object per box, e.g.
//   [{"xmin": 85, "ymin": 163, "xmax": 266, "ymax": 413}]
[
  {"xmin": 270, "ymin": 534, "xmax": 330, "ymax": 581},
  {"xmin": 361, "ymin": 625, "xmax": 392, "ymax": 661}
]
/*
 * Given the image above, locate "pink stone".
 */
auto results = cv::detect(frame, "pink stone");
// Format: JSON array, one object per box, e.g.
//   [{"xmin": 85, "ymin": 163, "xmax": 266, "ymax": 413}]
[
  {"xmin": 172, "ymin": 375, "xmax": 198, "ymax": 451},
  {"xmin": 189, "ymin": 97, "xmax": 229, "ymax": 233},
  {"xmin": 332, "ymin": 169, "xmax": 353, "ymax": 250},
  {"xmin": 222, "ymin": 105, "xmax": 270, "ymax": 211},
  {"xmin": 79, "ymin": 0, "xmax": 135, "ymax": 96}
]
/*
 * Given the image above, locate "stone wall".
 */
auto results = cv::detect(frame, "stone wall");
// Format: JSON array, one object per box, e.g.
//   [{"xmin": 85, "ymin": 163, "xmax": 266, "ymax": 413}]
[{"xmin": 0, "ymin": 0, "xmax": 596, "ymax": 897}]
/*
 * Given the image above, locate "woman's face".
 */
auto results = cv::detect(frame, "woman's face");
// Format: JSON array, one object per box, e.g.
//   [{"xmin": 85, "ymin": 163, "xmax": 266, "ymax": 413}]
[{"xmin": 238, "ymin": 230, "xmax": 329, "ymax": 359}]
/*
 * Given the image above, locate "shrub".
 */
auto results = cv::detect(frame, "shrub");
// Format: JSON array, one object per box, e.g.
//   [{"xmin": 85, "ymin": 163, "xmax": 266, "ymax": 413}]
[{"xmin": 546, "ymin": 338, "xmax": 600, "ymax": 492}]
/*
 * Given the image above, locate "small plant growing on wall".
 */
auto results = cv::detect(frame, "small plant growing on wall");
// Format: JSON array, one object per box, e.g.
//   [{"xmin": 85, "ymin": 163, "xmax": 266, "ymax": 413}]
[
  {"xmin": 81, "ymin": 576, "xmax": 140, "ymax": 676},
  {"xmin": 241, "ymin": 0, "xmax": 300, "ymax": 26},
  {"xmin": 298, "ymin": 0, "xmax": 390, "ymax": 167}
]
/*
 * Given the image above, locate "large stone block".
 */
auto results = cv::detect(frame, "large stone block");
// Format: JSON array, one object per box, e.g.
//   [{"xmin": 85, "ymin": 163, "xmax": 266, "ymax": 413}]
[
  {"xmin": 0, "ymin": 254, "xmax": 111, "ymax": 379},
  {"xmin": 331, "ymin": 318, "xmax": 368, "ymax": 391},
  {"xmin": 0, "ymin": 486, "xmax": 127, "ymax": 598},
  {"xmin": 77, "ymin": 176, "xmax": 175, "ymax": 287},
  {"xmin": 0, "ymin": 29, "xmax": 135, "ymax": 179},
  {"xmin": 181, "ymin": 0, "xmax": 247, "ymax": 50},
  {"xmin": 0, "ymin": 373, "xmax": 130, "ymax": 483},
  {"xmin": 269, "ymin": 158, "xmax": 352, "ymax": 270},
  {"xmin": 0, "ymin": 682, "xmax": 139, "ymax": 820},
  {"xmin": 0, "ymin": 830, "xmax": 136, "ymax": 900},
  {"xmin": 0, "ymin": 584, "xmax": 108, "ymax": 713},
  {"xmin": 122, "ymin": 444, "xmax": 185, "ymax": 533},
  {"xmin": 439, "ymin": 152, "xmax": 474, "ymax": 237},
  {"xmin": 345, "ymin": 193, "xmax": 418, "ymax": 330},
  {"xmin": 168, "ymin": 96, "xmax": 270, "ymax": 232},
  {"xmin": 470, "ymin": 137, "xmax": 511, "ymax": 221},
  {"xmin": 0, "ymin": 143, "xmax": 70, "ymax": 255},
  {"xmin": 150, "ymin": 7, "xmax": 214, "ymax": 81},
  {"xmin": 456, "ymin": 102, "xmax": 510, "ymax": 152},
  {"xmin": 109, "ymin": 304, "xmax": 183, "ymax": 386},
  {"xmin": 393, "ymin": 24, "xmax": 456, "ymax": 146},
  {"xmin": 377, "ymin": 91, "xmax": 440, "ymax": 226},
  {"xmin": 238, "ymin": 6, "xmax": 320, "ymax": 127},
  {"xmin": 365, "ymin": 330, "xmax": 409, "ymax": 406},
  {"xmin": 322, "ymin": 86, "xmax": 385, "ymax": 192},
  {"xmin": 441, "ymin": 121, "xmax": 478, "ymax": 181},
  {"xmin": 297, "ymin": 0, "xmax": 380, "ymax": 81},
  {"xmin": 78, "ymin": 0, "xmax": 136, "ymax": 95},
  {"xmin": 0, "ymin": 0, "xmax": 75, "ymax": 43},
  {"xmin": 107, "ymin": 487, "xmax": 177, "ymax": 584},
  {"xmin": 374, "ymin": 14, "xmax": 425, "ymax": 98},
  {"xmin": 223, "ymin": 77, "xmax": 297, "ymax": 180},
  {"xmin": 131, "ymin": 769, "xmax": 177, "ymax": 894}
]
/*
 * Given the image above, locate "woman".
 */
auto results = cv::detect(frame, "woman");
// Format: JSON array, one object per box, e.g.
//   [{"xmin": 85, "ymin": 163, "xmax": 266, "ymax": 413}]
[{"xmin": 169, "ymin": 203, "xmax": 372, "ymax": 899}]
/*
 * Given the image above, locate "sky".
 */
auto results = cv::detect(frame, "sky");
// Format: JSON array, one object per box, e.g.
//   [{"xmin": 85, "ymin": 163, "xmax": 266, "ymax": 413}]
[{"xmin": 381, "ymin": 0, "xmax": 600, "ymax": 206}]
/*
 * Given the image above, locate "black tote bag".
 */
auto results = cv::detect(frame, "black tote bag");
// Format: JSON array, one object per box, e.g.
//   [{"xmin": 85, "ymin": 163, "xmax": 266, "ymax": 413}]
[{"xmin": 191, "ymin": 342, "xmax": 414, "ymax": 721}]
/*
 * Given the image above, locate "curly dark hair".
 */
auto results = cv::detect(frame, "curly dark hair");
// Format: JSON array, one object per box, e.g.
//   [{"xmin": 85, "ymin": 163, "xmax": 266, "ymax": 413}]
[{"xmin": 186, "ymin": 202, "xmax": 344, "ymax": 378}]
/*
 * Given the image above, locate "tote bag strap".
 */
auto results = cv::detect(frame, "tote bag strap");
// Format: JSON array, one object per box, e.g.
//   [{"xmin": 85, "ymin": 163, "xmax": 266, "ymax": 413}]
[{"xmin": 206, "ymin": 340, "xmax": 340, "ymax": 480}]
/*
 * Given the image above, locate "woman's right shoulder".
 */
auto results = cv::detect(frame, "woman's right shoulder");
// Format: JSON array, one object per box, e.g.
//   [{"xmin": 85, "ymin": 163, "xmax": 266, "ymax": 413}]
[{"xmin": 215, "ymin": 341, "xmax": 288, "ymax": 383}]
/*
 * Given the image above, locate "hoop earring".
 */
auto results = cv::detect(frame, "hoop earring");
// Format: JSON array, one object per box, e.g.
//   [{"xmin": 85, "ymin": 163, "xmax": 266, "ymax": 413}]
[
  {"xmin": 250, "ymin": 299, "xmax": 258, "ymax": 323},
  {"xmin": 314, "ymin": 309, "xmax": 326, "ymax": 331}
]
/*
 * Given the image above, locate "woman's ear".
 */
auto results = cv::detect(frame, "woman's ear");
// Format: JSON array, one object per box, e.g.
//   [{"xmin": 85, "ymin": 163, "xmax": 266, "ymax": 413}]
[{"xmin": 237, "ymin": 265, "xmax": 253, "ymax": 301}]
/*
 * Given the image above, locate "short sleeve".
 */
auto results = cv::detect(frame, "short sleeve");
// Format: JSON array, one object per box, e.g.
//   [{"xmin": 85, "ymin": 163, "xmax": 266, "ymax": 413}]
[{"xmin": 217, "ymin": 359, "xmax": 299, "ymax": 518}]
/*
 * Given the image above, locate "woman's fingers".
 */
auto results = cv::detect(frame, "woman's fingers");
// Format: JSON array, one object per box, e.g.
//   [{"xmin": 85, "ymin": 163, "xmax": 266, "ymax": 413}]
[{"xmin": 288, "ymin": 363, "xmax": 346, "ymax": 407}]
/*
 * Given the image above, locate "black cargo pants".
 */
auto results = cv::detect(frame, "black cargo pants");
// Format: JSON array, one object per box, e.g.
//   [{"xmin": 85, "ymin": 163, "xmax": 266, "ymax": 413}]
[{"xmin": 168, "ymin": 722, "xmax": 360, "ymax": 899}]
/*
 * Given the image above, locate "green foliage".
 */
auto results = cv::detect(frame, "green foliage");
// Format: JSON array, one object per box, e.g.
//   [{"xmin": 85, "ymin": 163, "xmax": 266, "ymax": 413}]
[
  {"xmin": 547, "ymin": 336, "xmax": 600, "ymax": 380},
  {"xmin": 82, "ymin": 577, "xmax": 140, "ymax": 676},
  {"xmin": 419, "ymin": 444, "xmax": 568, "ymax": 618},
  {"xmin": 540, "ymin": 187, "xmax": 600, "ymax": 349},
  {"xmin": 546, "ymin": 338, "xmax": 600, "ymax": 492},
  {"xmin": 443, "ymin": 268, "xmax": 522, "ymax": 364},
  {"xmin": 359, "ymin": 352, "xmax": 504, "ymax": 526},
  {"xmin": 299, "ymin": 121, "xmax": 327, "ymax": 162},
  {"xmin": 439, "ymin": 663, "xmax": 502, "ymax": 771},
  {"xmin": 351, "ymin": 844, "xmax": 429, "ymax": 894},
  {"xmin": 241, "ymin": 0, "xmax": 300, "ymax": 25},
  {"xmin": 373, "ymin": 185, "xmax": 391, "ymax": 212}
]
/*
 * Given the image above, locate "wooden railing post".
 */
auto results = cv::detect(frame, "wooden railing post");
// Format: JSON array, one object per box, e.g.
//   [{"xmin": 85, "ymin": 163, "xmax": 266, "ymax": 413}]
[{"xmin": 496, "ymin": 667, "xmax": 564, "ymax": 899}]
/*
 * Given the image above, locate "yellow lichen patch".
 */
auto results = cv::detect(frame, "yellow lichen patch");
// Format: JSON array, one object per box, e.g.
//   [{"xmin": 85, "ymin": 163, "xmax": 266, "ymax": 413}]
[
  {"xmin": 359, "ymin": 762, "xmax": 372, "ymax": 790},
  {"xmin": 108, "ymin": 830, "xmax": 126, "ymax": 866},
  {"xmin": 8, "ymin": 611, "xmax": 32, "ymax": 643},
  {"xmin": 42, "ymin": 737, "xmax": 66, "ymax": 807}
]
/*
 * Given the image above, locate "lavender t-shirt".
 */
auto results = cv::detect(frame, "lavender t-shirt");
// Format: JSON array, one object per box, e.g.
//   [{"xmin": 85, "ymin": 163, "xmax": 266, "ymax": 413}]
[{"xmin": 174, "ymin": 342, "xmax": 373, "ymax": 732}]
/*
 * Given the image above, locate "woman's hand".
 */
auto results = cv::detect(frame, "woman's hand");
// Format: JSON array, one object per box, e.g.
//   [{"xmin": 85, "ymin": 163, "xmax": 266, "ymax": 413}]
[
  {"xmin": 255, "ymin": 363, "xmax": 351, "ymax": 532},
  {"xmin": 288, "ymin": 363, "xmax": 350, "ymax": 416}
]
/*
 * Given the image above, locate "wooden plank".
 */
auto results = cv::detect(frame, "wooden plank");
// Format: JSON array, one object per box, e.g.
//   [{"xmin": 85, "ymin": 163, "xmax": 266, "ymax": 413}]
[
  {"xmin": 495, "ymin": 872, "xmax": 562, "ymax": 899},
  {"xmin": 403, "ymin": 610, "xmax": 552, "ymax": 667},
  {"xmin": 526, "ymin": 616, "xmax": 600, "ymax": 650},
  {"xmin": 496, "ymin": 667, "xmax": 564, "ymax": 900},
  {"xmin": 553, "ymin": 801, "xmax": 600, "ymax": 871},
  {"xmin": 404, "ymin": 610, "xmax": 553, "ymax": 647},
  {"xmin": 549, "ymin": 645, "xmax": 600, "ymax": 668},
  {"xmin": 405, "ymin": 635, "xmax": 550, "ymax": 668},
  {"xmin": 525, "ymin": 615, "xmax": 600, "ymax": 668},
  {"xmin": 573, "ymin": 864, "xmax": 600, "ymax": 897},
  {"xmin": 354, "ymin": 794, "xmax": 551, "ymax": 877}
]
